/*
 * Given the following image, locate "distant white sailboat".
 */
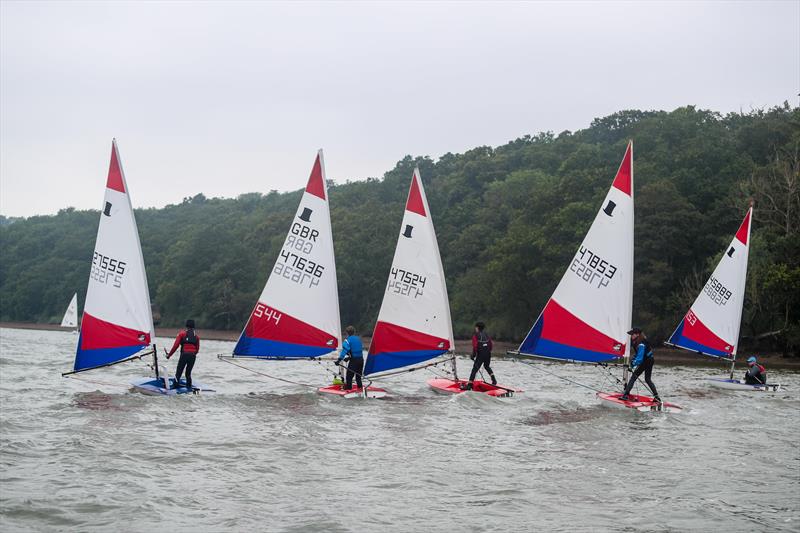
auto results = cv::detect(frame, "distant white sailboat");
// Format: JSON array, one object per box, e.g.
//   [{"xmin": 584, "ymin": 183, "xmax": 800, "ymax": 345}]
[{"xmin": 60, "ymin": 293, "xmax": 78, "ymax": 332}]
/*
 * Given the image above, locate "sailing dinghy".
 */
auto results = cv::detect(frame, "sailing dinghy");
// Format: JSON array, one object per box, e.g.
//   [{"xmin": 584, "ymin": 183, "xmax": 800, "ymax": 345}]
[
  {"xmin": 666, "ymin": 205, "xmax": 781, "ymax": 392},
  {"xmin": 511, "ymin": 141, "xmax": 681, "ymax": 412},
  {"xmin": 60, "ymin": 293, "xmax": 79, "ymax": 333},
  {"xmin": 62, "ymin": 140, "xmax": 212, "ymax": 395},
  {"xmin": 361, "ymin": 169, "xmax": 517, "ymax": 397},
  {"xmin": 220, "ymin": 150, "xmax": 386, "ymax": 398}
]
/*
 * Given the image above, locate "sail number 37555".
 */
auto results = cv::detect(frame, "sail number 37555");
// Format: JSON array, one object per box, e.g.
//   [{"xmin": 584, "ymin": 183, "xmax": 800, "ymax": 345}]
[{"xmin": 90, "ymin": 252, "xmax": 126, "ymax": 288}]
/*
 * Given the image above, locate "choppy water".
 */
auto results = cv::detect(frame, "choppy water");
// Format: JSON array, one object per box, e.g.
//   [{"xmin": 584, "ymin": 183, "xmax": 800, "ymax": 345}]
[{"xmin": 1, "ymin": 327, "xmax": 798, "ymax": 532}]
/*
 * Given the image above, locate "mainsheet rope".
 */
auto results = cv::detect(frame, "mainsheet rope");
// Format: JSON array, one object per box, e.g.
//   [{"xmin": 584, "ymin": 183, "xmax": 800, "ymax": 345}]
[
  {"xmin": 520, "ymin": 360, "xmax": 603, "ymax": 393},
  {"xmin": 217, "ymin": 356, "xmax": 319, "ymax": 388}
]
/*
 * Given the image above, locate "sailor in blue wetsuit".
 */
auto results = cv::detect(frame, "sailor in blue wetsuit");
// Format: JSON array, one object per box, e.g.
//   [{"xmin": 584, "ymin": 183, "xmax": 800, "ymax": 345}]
[
  {"xmin": 620, "ymin": 327, "xmax": 661, "ymax": 402},
  {"xmin": 337, "ymin": 325, "xmax": 364, "ymax": 390}
]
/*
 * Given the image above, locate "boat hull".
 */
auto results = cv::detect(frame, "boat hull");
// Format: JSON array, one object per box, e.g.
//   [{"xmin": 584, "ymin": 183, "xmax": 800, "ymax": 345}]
[
  {"xmin": 130, "ymin": 377, "xmax": 215, "ymax": 396},
  {"xmin": 427, "ymin": 378, "xmax": 522, "ymax": 398},
  {"xmin": 597, "ymin": 392, "xmax": 682, "ymax": 413},
  {"xmin": 317, "ymin": 385, "xmax": 387, "ymax": 399},
  {"xmin": 706, "ymin": 378, "xmax": 782, "ymax": 392}
]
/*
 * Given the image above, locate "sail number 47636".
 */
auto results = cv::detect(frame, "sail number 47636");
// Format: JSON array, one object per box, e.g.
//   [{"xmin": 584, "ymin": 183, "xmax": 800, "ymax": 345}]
[
  {"xmin": 570, "ymin": 246, "xmax": 617, "ymax": 289},
  {"xmin": 274, "ymin": 250, "xmax": 324, "ymax": 288}
]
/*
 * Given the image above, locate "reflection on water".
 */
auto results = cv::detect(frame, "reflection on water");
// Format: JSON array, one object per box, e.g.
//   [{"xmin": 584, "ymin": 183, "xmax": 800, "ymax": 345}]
[{"xmin": 1, "ymin": 327, "xmax": 798, "ymax": 532}]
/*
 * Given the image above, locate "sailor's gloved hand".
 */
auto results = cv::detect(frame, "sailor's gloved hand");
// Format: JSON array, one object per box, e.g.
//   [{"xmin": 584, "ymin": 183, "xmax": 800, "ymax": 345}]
[{"xmin": 470, "ymin": 353, "xmax": 476, "ymax": 361}]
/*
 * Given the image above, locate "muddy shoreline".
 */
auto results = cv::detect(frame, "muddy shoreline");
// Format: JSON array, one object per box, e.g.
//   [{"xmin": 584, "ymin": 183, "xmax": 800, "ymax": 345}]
[{"xmin": 4, "ymin": 321, "xmax": 798, "ymax": 369}]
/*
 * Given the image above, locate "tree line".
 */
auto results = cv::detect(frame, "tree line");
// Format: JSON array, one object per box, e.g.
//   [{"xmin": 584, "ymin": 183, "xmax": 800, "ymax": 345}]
[{"xmin": 1, "ymin": 104, "xmax": 798, "ymax": 355}]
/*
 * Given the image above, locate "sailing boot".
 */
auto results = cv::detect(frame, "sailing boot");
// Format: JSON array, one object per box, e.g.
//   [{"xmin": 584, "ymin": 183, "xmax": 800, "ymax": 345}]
[{"xmin": 490, "ymin": 373, "xmax": 498, "ymax": 386}]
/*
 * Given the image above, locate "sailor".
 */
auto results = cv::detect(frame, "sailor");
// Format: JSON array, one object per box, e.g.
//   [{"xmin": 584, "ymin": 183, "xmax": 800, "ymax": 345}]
[
  {"xmin": 337, "ymin": 325, "xmax": 364, "ymax": 390},
  {"xmin": 465, "ymin": 321, "xmax": 497, "ymax": 390},
  {"xmin": 167, "ymin": 319, "xmax": 200, "ymax": 390},
  {"xmin": 620, "ymin": 327, "xmax": 661, "ymax": 403},
  {"xmin": 743, "ymin": 356, "xmax": 767, "ymax": 385}
]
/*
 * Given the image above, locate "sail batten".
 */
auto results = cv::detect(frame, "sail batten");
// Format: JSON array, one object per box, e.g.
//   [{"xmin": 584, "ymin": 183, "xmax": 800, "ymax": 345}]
[
  {"xmin": 667, "ymin": 206, "xmax": 753, "ymax": 359},
  {"xmin": 518, "ymin": 142, "xmax": 634, "ymax": 364},
  {"xmin": 364, "ymin": 169, "xmax": 454, "ymax": 376},
  {"xmin": 72, "ymin": 140, "xmax": 155, "ymax": 373},
  {"xmin": 234, "ymin": 150, "xmax": 341, "ymax": 358}
]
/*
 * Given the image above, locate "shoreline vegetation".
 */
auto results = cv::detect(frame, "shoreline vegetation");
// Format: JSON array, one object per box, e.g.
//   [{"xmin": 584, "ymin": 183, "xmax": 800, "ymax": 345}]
[
  {"xmin": 2, "ymin": 105, "xmax": 798, "ymax": 356},
  {"xmin": 5, "ymin": 322, "xmax": 799, "ymax": 370}
]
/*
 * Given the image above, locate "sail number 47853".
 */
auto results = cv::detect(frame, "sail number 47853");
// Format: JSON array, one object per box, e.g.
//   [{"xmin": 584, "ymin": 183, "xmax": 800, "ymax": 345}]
[{"xmin": 570, "ymin": 246, "xmax": 617, "ymax": 289}]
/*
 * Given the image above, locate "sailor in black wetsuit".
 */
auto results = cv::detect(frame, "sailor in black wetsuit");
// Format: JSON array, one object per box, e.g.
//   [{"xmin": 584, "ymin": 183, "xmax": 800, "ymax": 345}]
[
  {"xmin": 465, "ymin": 322, "xmax": 497, "ymax": 390},
  {"xmin": 744, "ymin": 356, "xmax": 767, "ymax": 385},
  {"xmin": 166, "ymin": 319, "xmax": 200, "ymax": 390}
]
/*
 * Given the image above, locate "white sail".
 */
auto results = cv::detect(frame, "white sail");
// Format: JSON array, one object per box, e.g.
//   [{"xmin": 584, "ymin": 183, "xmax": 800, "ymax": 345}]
[
  {"xmin": 234, "ymin": 150, "xmax": 341, "ymax": 358},
  {"xmin": 518, "ymin": 141, "xmax": 634, "ymax": 363},
  {"xmin": 667, "ymin": 206, "xmax": 753, "ymax": 358},
  {"xmin": 60, "ymin": 293, "xmax": 78, "ymax": 329},
  {"xmin": 73, "ymin": 140, "xmax": 155, "ymax": 372},
  {"xmin": 364, "ymin": 168, "xmax": 454, "ymax": 376}
]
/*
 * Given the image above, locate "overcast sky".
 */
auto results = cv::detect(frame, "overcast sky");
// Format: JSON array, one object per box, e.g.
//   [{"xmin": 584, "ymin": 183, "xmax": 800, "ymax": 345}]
[{"xmin": 1, "ymin": 1, "xmax": 797, "ymax": 217}]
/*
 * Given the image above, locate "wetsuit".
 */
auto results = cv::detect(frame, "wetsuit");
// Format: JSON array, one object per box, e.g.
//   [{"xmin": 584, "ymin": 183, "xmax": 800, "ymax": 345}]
[
  {"xmin": 338, "ymin": 335, "xmax": 364, "ymax": 390},
  {"xmin": 744, "ymin": 364, "xmax": 767, "ymax": 385},
  {"xmin": 622, "ymin": 340, "xmax": 659, "ymax": 399},
  {"xmin": 469, "ymin": 330, "xmax": 497, "ymax": 385},
  {"xmin": 168, "ymin": 328, "xmax": 200, "ymax": 389}
]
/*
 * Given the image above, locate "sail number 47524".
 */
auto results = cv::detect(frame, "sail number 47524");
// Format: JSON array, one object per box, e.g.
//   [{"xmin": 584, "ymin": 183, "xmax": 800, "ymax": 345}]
[
  {"xmin": 570, "ymin": 246, "xmax": 617, "ymax": 289},
  {"xmin": 388, "ymin": 267, "xmax": 426, "ymax": 299}
]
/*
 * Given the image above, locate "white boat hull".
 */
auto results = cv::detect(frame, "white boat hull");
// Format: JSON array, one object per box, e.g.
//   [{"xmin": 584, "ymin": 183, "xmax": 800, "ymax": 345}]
[{"xmin": 706, "ymin": 378, "xmax": 781, "ymax": 392}]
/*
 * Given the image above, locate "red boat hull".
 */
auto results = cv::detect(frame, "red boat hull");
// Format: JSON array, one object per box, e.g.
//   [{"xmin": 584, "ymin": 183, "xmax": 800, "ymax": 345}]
[
  {"xmin": 318, "ymin": 384, "xmax": 387, "ymax": 399},
  {"xmin": 427, "ymin": 378, "xmax": 522, "ymax": 398},
  {"xmin": 597, "ymin": 392, "xmax": 682, "ymax": 412}
]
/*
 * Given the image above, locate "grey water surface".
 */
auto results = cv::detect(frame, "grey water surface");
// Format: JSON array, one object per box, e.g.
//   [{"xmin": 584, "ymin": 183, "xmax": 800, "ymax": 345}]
[{"xmin": 1, "ymin": 327, "xmax": 798, "ymax": 532}]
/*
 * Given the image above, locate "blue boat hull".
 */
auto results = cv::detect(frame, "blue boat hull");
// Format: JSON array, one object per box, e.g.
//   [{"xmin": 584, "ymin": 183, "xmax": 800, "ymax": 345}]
[{"xmin": 130, "ymin": 376, "xmax": 215, "ymax": 396}]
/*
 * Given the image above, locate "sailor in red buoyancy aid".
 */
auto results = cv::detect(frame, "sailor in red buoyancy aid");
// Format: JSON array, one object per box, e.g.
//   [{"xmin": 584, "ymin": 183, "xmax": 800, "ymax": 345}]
[
  {"xmin": 167, "ymin": 319, "xmax": 200, "ymax": 389},
  {"xmin": 744, "ymin": 356, "xmax": 767, "ymax": 385},
  {"xmin": 465, "ymin": 322, "xmax": 497, "ymax": 390}
]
